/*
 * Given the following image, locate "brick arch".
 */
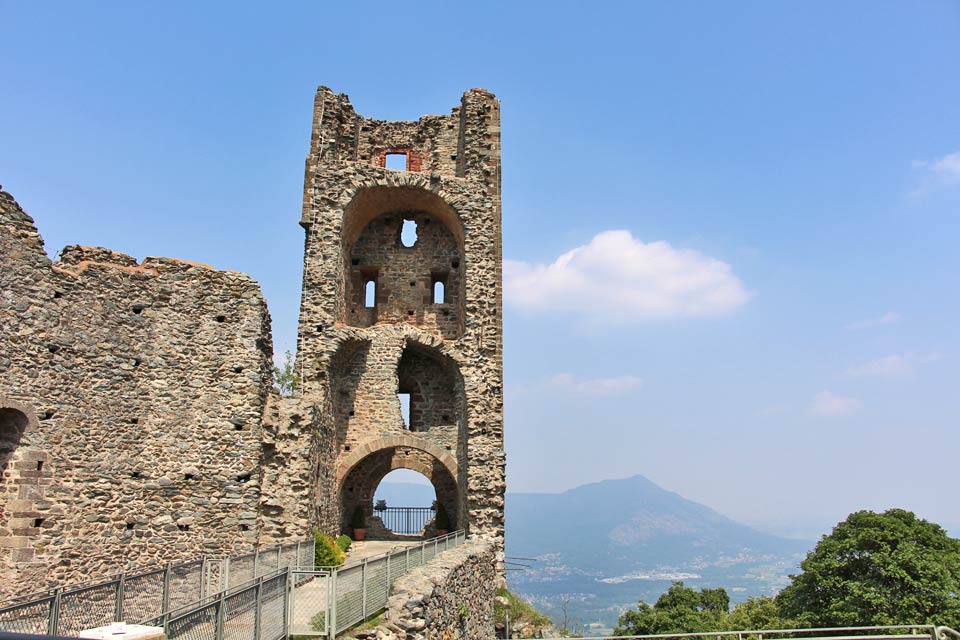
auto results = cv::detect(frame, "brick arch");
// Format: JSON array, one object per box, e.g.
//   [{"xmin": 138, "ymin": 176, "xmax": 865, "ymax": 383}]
[
  {"xmin": 336, "ymin": 434, "xmax": 457, "ymax": 486},
  {"xmin": 340, "ymin": 183, "xmax": 464, "ymax": 248},
  {"xmin": 336, "ymin": 435, "xmax": 460, "ymax": 536}
]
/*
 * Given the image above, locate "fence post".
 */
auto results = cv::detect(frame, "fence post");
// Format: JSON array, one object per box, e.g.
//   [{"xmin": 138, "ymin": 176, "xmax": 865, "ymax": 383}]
[
  {"xmin": 254, "ymin": 577, "xmax": 263, "ymax": 640},
  {"xmin": 361, "ymin": 558, "xmax": 368, "ymax": 621},
  {"xmin": 115, "ymin": 573, "xmax": 125, "ymax": 622},
  {"xmin": 405, "ymin": 547, "xmax": 409, "ymax": 573},
  {"xmin": 47, "ymin": 588, "xmax": 61, "ymax": 636},
  {"xmin": 295, "ymin": 541, "xmax": 301, "ymax": 569},
  {"xmin": 200, "ymin": 556, "xmax": 208, "ymax": 599},
  {"xmin": 254, "ymin": 547, "xmax": 260, "ymax": 578},
  {"xmin": 277, "ymin": 545, "xmax": 282, "ymax": 570},
  {"xmin": 224, "ymin": 557, "xmax": 231, "ymax": 591},
  {"xmin": 162, "ymin": 563, "xmax": 171, "ymax": 616},
  {"xmin": 329, "ymin": 568, "xmax": 338, "ymax": 636},
  {"xmin": 282, "ymin": 569, "xmax": 289, "ymax": 637},
  {"xmin": 214, "ymin": 590, "xmax": 226, "ymax": 640},
  {"xmin": 421, "ymin": 540, "xmax": 425, "ymax": 565},
  {"xmin": 385, "ymin": 552, "xmax": 391, "ymax": 601}
]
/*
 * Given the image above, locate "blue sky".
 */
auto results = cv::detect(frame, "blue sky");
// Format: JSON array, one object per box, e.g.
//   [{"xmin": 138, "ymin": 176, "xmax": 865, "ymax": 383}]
[{"xmin": 2, "ymin": 1, "xmax": 958, "ymax": 537}]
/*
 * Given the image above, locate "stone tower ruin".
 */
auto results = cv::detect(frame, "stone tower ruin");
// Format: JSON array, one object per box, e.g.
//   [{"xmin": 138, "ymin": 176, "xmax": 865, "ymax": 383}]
[
  {"xmin": 292, "ymin": 87, "xmax": 505, "ymax": 544},
  {"xmin": 0, "ymin": 86, "xmax": 505, "ymax": 595}
]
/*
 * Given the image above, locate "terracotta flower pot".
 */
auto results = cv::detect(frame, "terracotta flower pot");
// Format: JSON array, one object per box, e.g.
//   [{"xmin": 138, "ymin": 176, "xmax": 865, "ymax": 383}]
[{"xmin": 353, "ymin": 527, "xmax": 366, "ymax": 541}]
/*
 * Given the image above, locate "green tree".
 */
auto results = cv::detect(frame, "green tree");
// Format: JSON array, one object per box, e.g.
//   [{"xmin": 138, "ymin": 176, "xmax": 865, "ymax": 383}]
[
  {"xmin": 725, "ymin": 596, "xmax": 786, "ymax": 632},
  {"xmin": 615, "ymin": 582, "xmax": 729, "ymax": 635},
  {"xmin": 272, "ymin": 350, "xmax": 298, "ymax": 396},
  {"xmin": 777, "ymin": 509, "xmax": 960, "ymax": 628}
]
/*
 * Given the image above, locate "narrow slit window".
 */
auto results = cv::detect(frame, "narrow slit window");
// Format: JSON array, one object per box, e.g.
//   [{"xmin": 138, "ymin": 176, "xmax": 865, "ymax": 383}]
[
  {"xmin": 385, "ymin": 153, "xmax": 408, "ymax": 171},
  {"xmin": 433, "ymin": 280, "xmax": 445, "ymax": 304},
  {"xmin": 364, "ymin": 280, "xmax": 376, "ymax": 308},
  {"xmin": 398, "ymin": 392, "xmax": 411, "ymax": 429}
]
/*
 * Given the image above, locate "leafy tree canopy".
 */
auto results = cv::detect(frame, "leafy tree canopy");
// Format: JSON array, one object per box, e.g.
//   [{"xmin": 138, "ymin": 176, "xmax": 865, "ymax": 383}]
[
  {"xmin": 777, "ymin": 508, "xmax": 960, "ymax": 628},
  {"xmin": 615, "ymin": 582, "xmax": 730, "ymax": 636}
]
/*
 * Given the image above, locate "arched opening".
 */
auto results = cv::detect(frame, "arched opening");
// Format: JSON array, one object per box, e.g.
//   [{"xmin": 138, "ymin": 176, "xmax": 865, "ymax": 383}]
[
  {"xmin": 372, "ymin": 469, "xmax": 438, "ymax": 536},
  {"xmin": 339, "ymin": 440, "xmax": 458, "ymax": 541},
  {"xmin": 340, "ymin": 186, "xmax": 463, "ymax": 338},
  {"xmin": 0, "ymin": 407, "xmax": 29, "ymax": 475},
  {"xmin": 396, "ymin": 342, "xmax": 460, "ymax": 435}
]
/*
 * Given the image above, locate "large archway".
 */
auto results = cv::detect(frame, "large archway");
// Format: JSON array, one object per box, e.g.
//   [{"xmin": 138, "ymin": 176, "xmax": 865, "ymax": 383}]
[
  {"xmin": 340, "ymin": 186, "xmax": 465, "ymax": 338},
  {"xmin": 338, "ymin": 435, "xmax": 458, "ymax": 540}
]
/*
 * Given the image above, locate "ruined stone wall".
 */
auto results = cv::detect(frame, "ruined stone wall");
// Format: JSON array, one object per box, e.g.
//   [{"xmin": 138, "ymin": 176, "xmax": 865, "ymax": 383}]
[
  {"xmin": 290, "ymin": 87, "xmax": 505, "ymax": 561},
  {"xmin": 0, "ymin": 190, "xmax": 275, "ymax": 595},
  {"xmin": 345, "ymin": 539, "xmax": 496, "ymax": 640}
]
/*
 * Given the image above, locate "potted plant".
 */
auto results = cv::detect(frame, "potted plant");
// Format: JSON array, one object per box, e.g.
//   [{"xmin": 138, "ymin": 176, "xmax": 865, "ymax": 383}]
[
  {"xmin": 434, "ymin": 502, "xmax": 450, "ymax": 537},
  {"xmin": 351, "ymin": 505, "xmax": 367, "ymax": 541}
]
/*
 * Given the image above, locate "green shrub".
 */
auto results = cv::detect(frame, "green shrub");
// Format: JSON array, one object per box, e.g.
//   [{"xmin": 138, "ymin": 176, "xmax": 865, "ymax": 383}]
[
  {"xmin": 313, "ymin": 530, "xmax": 346, "ymax": 568},
  {"xmin": 435, "ymin": 502, "xmax": 451, "ymax": 530},
  {"xmin": 336, "ymin": 534, "xmax": 352, "ymax": 552},
  {"xmin": 350, "ymin": 505, "xmax": 366, "ymax": 529}
]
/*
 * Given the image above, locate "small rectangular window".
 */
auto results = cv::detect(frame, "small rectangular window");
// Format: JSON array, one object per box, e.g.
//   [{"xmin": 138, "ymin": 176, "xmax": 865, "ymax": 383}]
[
  {"xmin": 364, "ymin": 280, "xmax": 376, "ymax": 308},
  {"xmin": 385, "ymin": 153, "xmax": 408, "ymax": 171}
]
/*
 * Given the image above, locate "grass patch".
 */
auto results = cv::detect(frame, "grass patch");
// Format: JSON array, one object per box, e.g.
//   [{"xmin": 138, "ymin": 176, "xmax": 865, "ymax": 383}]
[{"xmin": 494, "ymin": 587, "xmax": 552, "ymax": 628}]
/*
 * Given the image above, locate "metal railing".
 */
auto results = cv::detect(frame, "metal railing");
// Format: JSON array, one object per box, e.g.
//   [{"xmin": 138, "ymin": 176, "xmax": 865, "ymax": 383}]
[
  {"xmin": 289, "ymin": 529, "xmax": 467, "ymax": 637},
  {"xmin": 373, "ymin": 506, "xmax": 435, "ymax": 535},
  {"xmin": 540, "ymin": 626, "xmax": 960, "ymax": 640},
  {"xmin": 0, "ymin": 539, "xmax": 313, "ymax": 637}
]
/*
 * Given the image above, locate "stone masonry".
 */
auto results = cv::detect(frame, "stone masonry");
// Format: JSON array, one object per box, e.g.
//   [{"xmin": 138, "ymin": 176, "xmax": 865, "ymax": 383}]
[{"xmin": 0, "ymin": 86, "xmax": 505, "ymax": 597}]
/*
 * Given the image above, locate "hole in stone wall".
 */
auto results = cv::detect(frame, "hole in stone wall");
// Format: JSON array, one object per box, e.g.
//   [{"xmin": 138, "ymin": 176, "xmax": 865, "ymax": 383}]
[
  {"xmin": 184, "ymin": 473, "xmax": 195, "ymax": 481},
  {"xmin": 240, "ymin": 524, "xmax": 250, "ymax": 531},
  {"xmin": 348, "ymin": 410, "xmax": 355, "ymax": 416},
  {"xmin": 234, "ymin": 366, "xmax": 243, "ymax": 373},
  {"xmin": 131, "ymin": 471, "xmax": 142, "ymax": 479},
  {"xmin": 441, "ymin": 415, "xmax": 450, "ymax": 422},
  {"xmin": 433, "ymin": 280, "xmax": 445, "ymax": 304},
  {"xmin": 53, "ymin": 291, "xmax": 63, "ymax": 299},
  {"xmin": 41, "ymin": 410, "xmax": 54, "ymax": 420},
  {"xmin": 126, "ymin": 522, "xmax": 135, "ymax": 530},
  {"xmin": 400, "ymin": 220, "xmax": 418, "ymax": 247},
  {"xmin": 132, "ymin": 304, "xmax": 145, "ymax": 314},
  {"xmin": 364, "ymin": 279, "xmax": 376, "ymax": 308},
  {"xmin": 451, "ymin": 260, "xmax": 459, "ymax": 269},
  {"xmin": 177, "ymin": 524, "xmax": 189, "ymax": 532},
  {"xmin": 216, "ymin": 315, "xmax": 226, "ymax": 323},
  {"xmin": 132, "ymin": 358, "xmax": 141, "ymax": 367},
  {"xmin": 385, "ymin": 153, "xmax": 408, "ymax": 171},
  {"xmin": 398, "ymin": 393, "xmax": 411, "ymax": 428},
  {"xmin": 351, "ymin": 258, "xmax": 360, "ymax": 266},
  {"xmin": 237, "ymin": 472, "xmax": 251, "ymax": 483},
  {"xmin": 47, "ymin": 344, "xmax": 59, "ymax": 354},
  {"xmin": 34, "ymin": 518, "xmax": 44, "ymax": 528},
  {"xmin": 409, "ymin": 281, "xmax": 416, "ymax": 287},
  {"xmin": 0, "ymin": 407, "xmax": 29, "ymax": 473},
  {"xmin": 36, "ymin": 461, "xmax": 43, "ymax": 471},
  {"xmin": 234, "ymin": 423, "xmax": 243, "ymax": 431}
]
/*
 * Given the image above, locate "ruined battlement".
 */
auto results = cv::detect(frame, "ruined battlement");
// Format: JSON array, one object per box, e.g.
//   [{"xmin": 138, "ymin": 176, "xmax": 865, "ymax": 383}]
[{"xmin": 0, "ymin": 85, "xmax": 506, "ymax": 597}]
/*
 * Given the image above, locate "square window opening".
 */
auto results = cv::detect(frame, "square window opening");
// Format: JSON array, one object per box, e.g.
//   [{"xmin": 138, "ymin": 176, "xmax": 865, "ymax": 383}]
[{"xmin": 385, "ymin": 153, "xmax": 408, "ymax": 171}]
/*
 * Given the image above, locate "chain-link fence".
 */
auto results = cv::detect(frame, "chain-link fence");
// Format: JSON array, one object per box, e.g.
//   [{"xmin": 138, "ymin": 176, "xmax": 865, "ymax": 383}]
[
  {"xmin": 290, "ymin": 529, "xmax": 466, "ymax": 637},
  {"xmin": 0, "ymin": 539, "xmax": 312, "ymax": 637}
]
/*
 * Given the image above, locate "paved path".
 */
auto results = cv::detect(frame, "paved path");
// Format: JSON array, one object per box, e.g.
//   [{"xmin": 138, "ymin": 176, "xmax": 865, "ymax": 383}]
[{"xmin": 289, "ymin": 539, "xmax": 423, "ymax": 635}]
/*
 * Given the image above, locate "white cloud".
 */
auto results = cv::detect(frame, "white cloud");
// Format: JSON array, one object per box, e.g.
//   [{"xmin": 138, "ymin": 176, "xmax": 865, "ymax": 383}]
[
  {"xmin": 911, "ymin": 151, "xmax": 960, "ymax": 194},
  {"xmin": 845, "ymin": 311, "xmax": 900, "ymax": 331},
  {"xmin": 811, "ymin": 391, "xmax": 861, "ymax": 417},
  {"xmin": 846, "ymin": 351, "xmax": 942, "ymax": 377},
  {"xmin": 546, "ymin": 373, "xmax": 643, "ymax": 397},
  {"xmin": 504, "ymin": 230, "xmax": 751, "ymax": 322},
  {"xmin": 846, "ymin": 355, "xmax": 912, "ymax": 377}
]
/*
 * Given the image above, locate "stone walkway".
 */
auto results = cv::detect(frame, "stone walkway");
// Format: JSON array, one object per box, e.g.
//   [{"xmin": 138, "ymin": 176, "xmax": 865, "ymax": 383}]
[{"xmin": 289, "ymin": 539, "xmax": 423, "ymax": 635}]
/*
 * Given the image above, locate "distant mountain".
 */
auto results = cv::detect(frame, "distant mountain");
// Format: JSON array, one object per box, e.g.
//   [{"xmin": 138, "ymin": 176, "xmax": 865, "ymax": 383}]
[
  {"xmin": 374, "ymin": 481, "xmax": 436, "ymax": 507},
  {"xmin": 504, "ymin": 475, "xmax": 811, "ymax": 633}
]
